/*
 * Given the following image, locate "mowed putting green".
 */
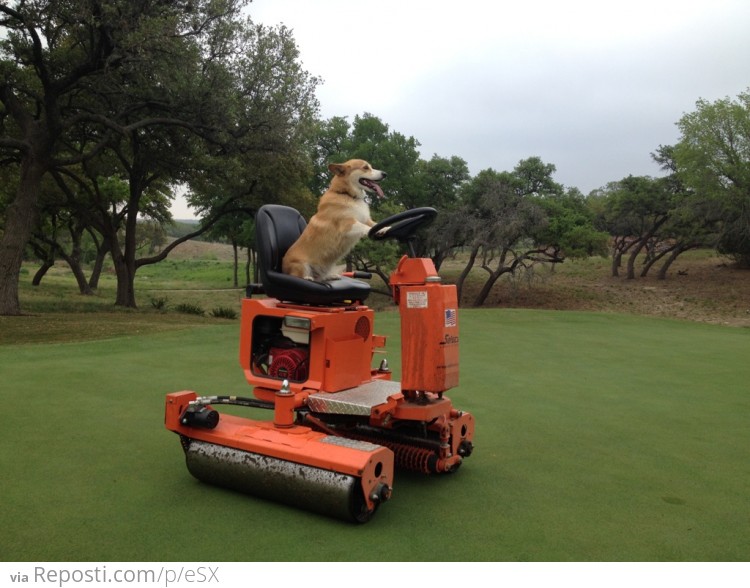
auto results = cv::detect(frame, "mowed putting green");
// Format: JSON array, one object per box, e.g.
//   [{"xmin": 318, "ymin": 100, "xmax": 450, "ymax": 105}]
[{"xmin": 1, "ymin": 309, "xmax": 748, "ymax": 561}]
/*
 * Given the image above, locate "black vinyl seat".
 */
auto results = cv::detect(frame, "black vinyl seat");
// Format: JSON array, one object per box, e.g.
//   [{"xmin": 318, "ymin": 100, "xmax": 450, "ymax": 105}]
[{"xmin": 255, "ymin": 204, "xmax": 370, "ymax": 305}]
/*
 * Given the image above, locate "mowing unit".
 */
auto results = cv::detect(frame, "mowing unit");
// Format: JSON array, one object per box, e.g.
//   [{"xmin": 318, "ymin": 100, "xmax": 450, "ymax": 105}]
[{"xmin": 165, "ymin": 206, "xmax": 475, "ymax": 522}]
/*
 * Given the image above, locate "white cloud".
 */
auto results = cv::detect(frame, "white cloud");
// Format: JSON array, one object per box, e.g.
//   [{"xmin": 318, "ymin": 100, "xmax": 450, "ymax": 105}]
[{"xmin": 173, "ymin": 0, "xmax": 750, "ymax": 217}]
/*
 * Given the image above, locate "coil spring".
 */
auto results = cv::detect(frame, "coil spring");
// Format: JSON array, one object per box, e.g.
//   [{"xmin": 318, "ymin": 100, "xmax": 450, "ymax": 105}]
[
  {"xmin": 391, "ymin": 443, "xmax": 438, "ymax": 474},
  {"xmin": 344, "ymin": 433, "xmax": 438, "ymax": 474},
  {"xmin": 302, "ymin": 417, "xmax": 442, "ymax": 474}
]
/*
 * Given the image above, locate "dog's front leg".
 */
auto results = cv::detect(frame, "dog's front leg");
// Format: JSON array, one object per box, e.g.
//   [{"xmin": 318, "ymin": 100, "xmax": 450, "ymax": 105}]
[{"xmin": 349, "ymin": 221, "xmax": 373, "ymax": 239}]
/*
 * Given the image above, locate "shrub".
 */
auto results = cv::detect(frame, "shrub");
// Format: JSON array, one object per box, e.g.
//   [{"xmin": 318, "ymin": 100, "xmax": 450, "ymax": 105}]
[
  {"xmin": 174, "ymin": 302, "xmax": 205, "ymax": 316},
  {"xmin": 149, "ymin": 296, "xmax": 168, "ymax": 311},
  {"xmin": 210, "ymin": 306, "xmax": 237, "ymax": 319}
]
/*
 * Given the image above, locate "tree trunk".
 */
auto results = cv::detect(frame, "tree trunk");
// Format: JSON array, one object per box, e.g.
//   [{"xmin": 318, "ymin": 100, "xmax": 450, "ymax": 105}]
[
  {"xmin": 640, "ymin": 246, "xmax": 672, "ymax": 277},
  {"xmin": 102, "ymin": 211, "xmax": 138, "ymax": 308},
  {"xmin": 245, "ymin": 248, "xmax": 252, "ymax": 285},
  {"xmin": 626, "ymin": 238, "xmax": 646, "ymax": 279},
  {"xmin": 112, "ymin": 246, "xmax": 137, "ymax": 308},
  {"xmin": 112, "ymin": 183, "xmax": 143, "ymax": 308},
  {"xmin": 62, "ymin": 222, "xmax": 93, "ymax": 295},
  {"xmin": 626, "ymin": 218, "xmax": 669, "ymax": 279},
  {"xmin": 611, "ymin": 250, "xmax": 621, "ymax": 277},
  {"xmin": 86, "ymin": 227, "xmax": 109, "ymax": 290},
  {"xmin": 88, "ymin": 239, "xmax": 109, "ymax": 290},
  {"xmin": 32, "ymin": 259, "xmax": 55, "ymax": 286},
  {"xmin": 59, "ymin": 252, "xmax": 93, "ymax": 295},
  {"xmin": 0, "ymin": 157, "xmax": 46, "ymax": 315},
  {"xmin": 472, "ymin": 269, "xmax": 502, "ymax": 307},
  {"xmin": 657, "ymin": 244, "xmax": 695, "ymax": 279},
  {"xmin": 472, "ymin": 255, "xmax": 516, "ymax": 307},
  {"xmin": 611, "ymin": 236, "xmax": 629, "ymax": 277},
  {"xmin": 455, "ymin": 244, "xmax": 480, "ymax": 304},
  {"xmin": 232, "ymin": 239, "xmax": 239, "ymax": 288}
]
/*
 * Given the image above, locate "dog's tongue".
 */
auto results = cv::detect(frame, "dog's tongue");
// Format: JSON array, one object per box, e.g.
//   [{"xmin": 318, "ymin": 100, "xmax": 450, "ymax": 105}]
[{"xmin": 361, "ymin": 179, "xmax": 385, "ymax": 198}]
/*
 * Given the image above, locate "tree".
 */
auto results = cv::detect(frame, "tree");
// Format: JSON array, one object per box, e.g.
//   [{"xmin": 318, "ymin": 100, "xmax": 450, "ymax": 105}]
[
  {"xmin": 672, "ymin": 89, "xmax": 750, "ymax": 266},
  {"xmin": 184, "ymin": 21, "xmax": 320, "ymax": 295},
  {"xmin": 645, "ymin": 144, "xmax": 721, "ymax": 279},
  {"xmin": 309, "ymin": 116, "xmax": 351, "ymax": 196},
  {"xmin": 532, "ymin": 188, "xmax": 609, "ymax": 260},
  {"xmin": 411, "ymin": 155, "xmax": 470, "ymax": 268},
  {"xmin": 453, "ymin": 169, "xmax": 556, "ymax": 307},
  {"xmin": 447, "ymin": 157, "xmax": 606, "ymax": 306},
  {"xmin": 600, "ymin": 176, "xmax": 672, "ymax": 278},
  {"xmin": 0, "ymin": 0, "xmax": 254, "ymax": 314},
  {"xmin": 511, "ymin": 156, "xmax": 564, "ymax": 198},
  {"xmin": 1, "ymin": 1, "xmax": 321, "ymax": 311}
]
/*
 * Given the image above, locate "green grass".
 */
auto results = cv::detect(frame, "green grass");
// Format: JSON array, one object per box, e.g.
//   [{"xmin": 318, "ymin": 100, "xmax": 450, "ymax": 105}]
[
  {"xmin": 136, "ymin": 259, "xmax": 238, "ymax": 288},
  {"xmin": 18, "ymin": 259, "xmax": 242, "ymax": 307},
  {"xmin": 1, "ymin": 310, "xmax": 748, "ymax": 561}
]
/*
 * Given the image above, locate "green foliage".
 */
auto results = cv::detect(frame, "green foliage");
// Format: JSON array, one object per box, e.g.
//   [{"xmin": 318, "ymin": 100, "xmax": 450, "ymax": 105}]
[
  {"xmin": 149, "ymin": 296, "xmax": 169, "ymax": 311},
  {"xmin": 310, "ymin": 113, "xmax": 422, "ymax": 209},
  {"xmin": 167, "ymin": 221, "xmax": 205, "ymax": 240},
  {"xmin": 210, "ymin": 306, "xmax": 238, "ymax": 320},
  {"xmin": 309, "ymin": 116, "xmax": 352, "ymax": 195},
  {"xmin": 533, "ymin": 190, "xmax": 609, "ymax": 258},
  {"xmin": 438, "ymin": 157, "xmax": 609, "ymax": 305},
  {"xmin": 174, "ymin": 302, "xmax": 205, "ymax": 316},
  {"xmin": 409, "ymin": 155, "xmax": 471, "ymax": 210},
  {"xmin": 0, "ymin": 0, "xmax": 320, "ymax": 312},
  {"xmin": 512, "ymin": 156, "xmax": 564, "ymax": 197},
  {"xmin": 673, "ymin": 89, "xmax": 750, "ymax": 266}
]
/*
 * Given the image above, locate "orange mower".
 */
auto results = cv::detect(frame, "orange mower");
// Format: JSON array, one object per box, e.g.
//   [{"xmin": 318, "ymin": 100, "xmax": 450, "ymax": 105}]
[{"xmin": 165, "ymin": 205, "xmax": 475, "ymax": 522}]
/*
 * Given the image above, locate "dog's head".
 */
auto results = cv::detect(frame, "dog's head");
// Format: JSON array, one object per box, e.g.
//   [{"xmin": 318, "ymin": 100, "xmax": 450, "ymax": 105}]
[{"xmin": 328, "ymin": 159, "xmax": 386, "ymax": 199}]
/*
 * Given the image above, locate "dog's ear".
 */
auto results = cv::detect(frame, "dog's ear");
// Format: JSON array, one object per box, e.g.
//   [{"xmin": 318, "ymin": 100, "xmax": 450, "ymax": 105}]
[{"xmin": 328, "ymin": 163, "xmax": 347, "ymax": 176}]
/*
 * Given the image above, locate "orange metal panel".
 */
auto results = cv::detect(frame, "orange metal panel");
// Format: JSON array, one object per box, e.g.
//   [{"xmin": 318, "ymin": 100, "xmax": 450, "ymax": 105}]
[
  {"xmin": 239, "ymin": 298, "xmax": 378, "ymax": 395},
  {"xmin": 398, "ymin": 282, "xmax": 460, "ymax": 392}
]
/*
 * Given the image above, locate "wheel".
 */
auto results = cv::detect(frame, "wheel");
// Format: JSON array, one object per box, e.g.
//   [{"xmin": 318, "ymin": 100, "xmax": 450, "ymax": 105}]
[{"xmin": 368, "ymin": 207, "xmax": 438, "ymax": 242}]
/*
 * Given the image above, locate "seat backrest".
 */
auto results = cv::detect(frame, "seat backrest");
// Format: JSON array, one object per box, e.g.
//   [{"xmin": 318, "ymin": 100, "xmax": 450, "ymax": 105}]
[
  {"xmin": 255, "ymin": 204, "xmax": 307, "ymax": 279},
  {"xmin": 254, "ymin": 204, "xmax": 370, "ymax": 305}
]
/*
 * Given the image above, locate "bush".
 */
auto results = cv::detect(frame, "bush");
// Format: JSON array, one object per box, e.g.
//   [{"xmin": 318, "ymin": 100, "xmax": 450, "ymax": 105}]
[
  {"xmin": 149, "ymin": 296, "xmax": 168, "ymax": 311},
  {"xmin": 210, "ymin": 306, "xmax": 237, "ymax": 319},
  {"xmin": 174, "ymin": 302, "xmax": 205, "ymax": 316}
]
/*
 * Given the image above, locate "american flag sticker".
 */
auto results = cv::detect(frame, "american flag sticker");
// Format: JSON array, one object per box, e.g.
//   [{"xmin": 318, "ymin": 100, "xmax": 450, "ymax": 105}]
[{"xmin": 445, "ymin": 308, "xmax": 457, "ymax": 328}]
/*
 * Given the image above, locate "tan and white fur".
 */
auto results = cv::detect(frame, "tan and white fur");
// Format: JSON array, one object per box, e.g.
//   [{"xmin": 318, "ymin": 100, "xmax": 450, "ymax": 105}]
[{"xmin": 282, "ymin": 159, "xmax": 386, "ymax": 281}]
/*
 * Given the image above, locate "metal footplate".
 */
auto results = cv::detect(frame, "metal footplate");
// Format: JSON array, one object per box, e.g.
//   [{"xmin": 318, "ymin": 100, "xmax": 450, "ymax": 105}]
[{"xmin": 307, "ymin": 380, "xmax": 402, "ymax": 416}]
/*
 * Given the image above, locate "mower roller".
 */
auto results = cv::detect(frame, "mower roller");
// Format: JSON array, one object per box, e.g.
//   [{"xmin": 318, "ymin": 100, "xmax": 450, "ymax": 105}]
[{"xmin": 165, "ymin": 205, "xmax": 475, "ymax": 522}]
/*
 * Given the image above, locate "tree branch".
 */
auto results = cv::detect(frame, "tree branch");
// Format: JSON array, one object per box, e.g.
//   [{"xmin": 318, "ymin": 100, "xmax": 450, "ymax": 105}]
[{"xmin": 135, "ymin": 202, "xmax": 255, "ymax": 269}]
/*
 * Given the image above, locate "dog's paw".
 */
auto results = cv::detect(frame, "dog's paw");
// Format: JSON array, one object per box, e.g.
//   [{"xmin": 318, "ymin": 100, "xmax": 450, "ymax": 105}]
[{"xmin": 375, "ymin": 225, "xmax": 391, "ymax": 237}]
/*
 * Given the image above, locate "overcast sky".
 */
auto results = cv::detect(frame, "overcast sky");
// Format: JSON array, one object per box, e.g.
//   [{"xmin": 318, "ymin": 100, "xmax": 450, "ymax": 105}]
[{"xmin": 171, "ymin": 0, "xmax": 750, "ymax": 218}]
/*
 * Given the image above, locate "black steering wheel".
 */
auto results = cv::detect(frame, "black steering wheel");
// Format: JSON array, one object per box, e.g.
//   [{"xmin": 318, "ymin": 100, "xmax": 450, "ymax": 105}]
[{"xmin": 368, "ymin": 207, "xmax": 438, "ymax": 242}]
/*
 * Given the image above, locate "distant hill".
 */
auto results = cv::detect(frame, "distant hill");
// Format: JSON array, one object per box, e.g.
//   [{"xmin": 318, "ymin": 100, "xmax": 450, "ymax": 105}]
[{"xmin": 162, "ymin": 237, "xmax": 237, "ymax": 262}]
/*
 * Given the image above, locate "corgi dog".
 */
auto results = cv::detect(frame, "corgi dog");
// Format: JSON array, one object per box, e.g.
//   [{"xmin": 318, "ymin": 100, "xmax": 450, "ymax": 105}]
[{"xmin": 282, "ymin": 159, "xmax": 386, "ymax": 281}]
